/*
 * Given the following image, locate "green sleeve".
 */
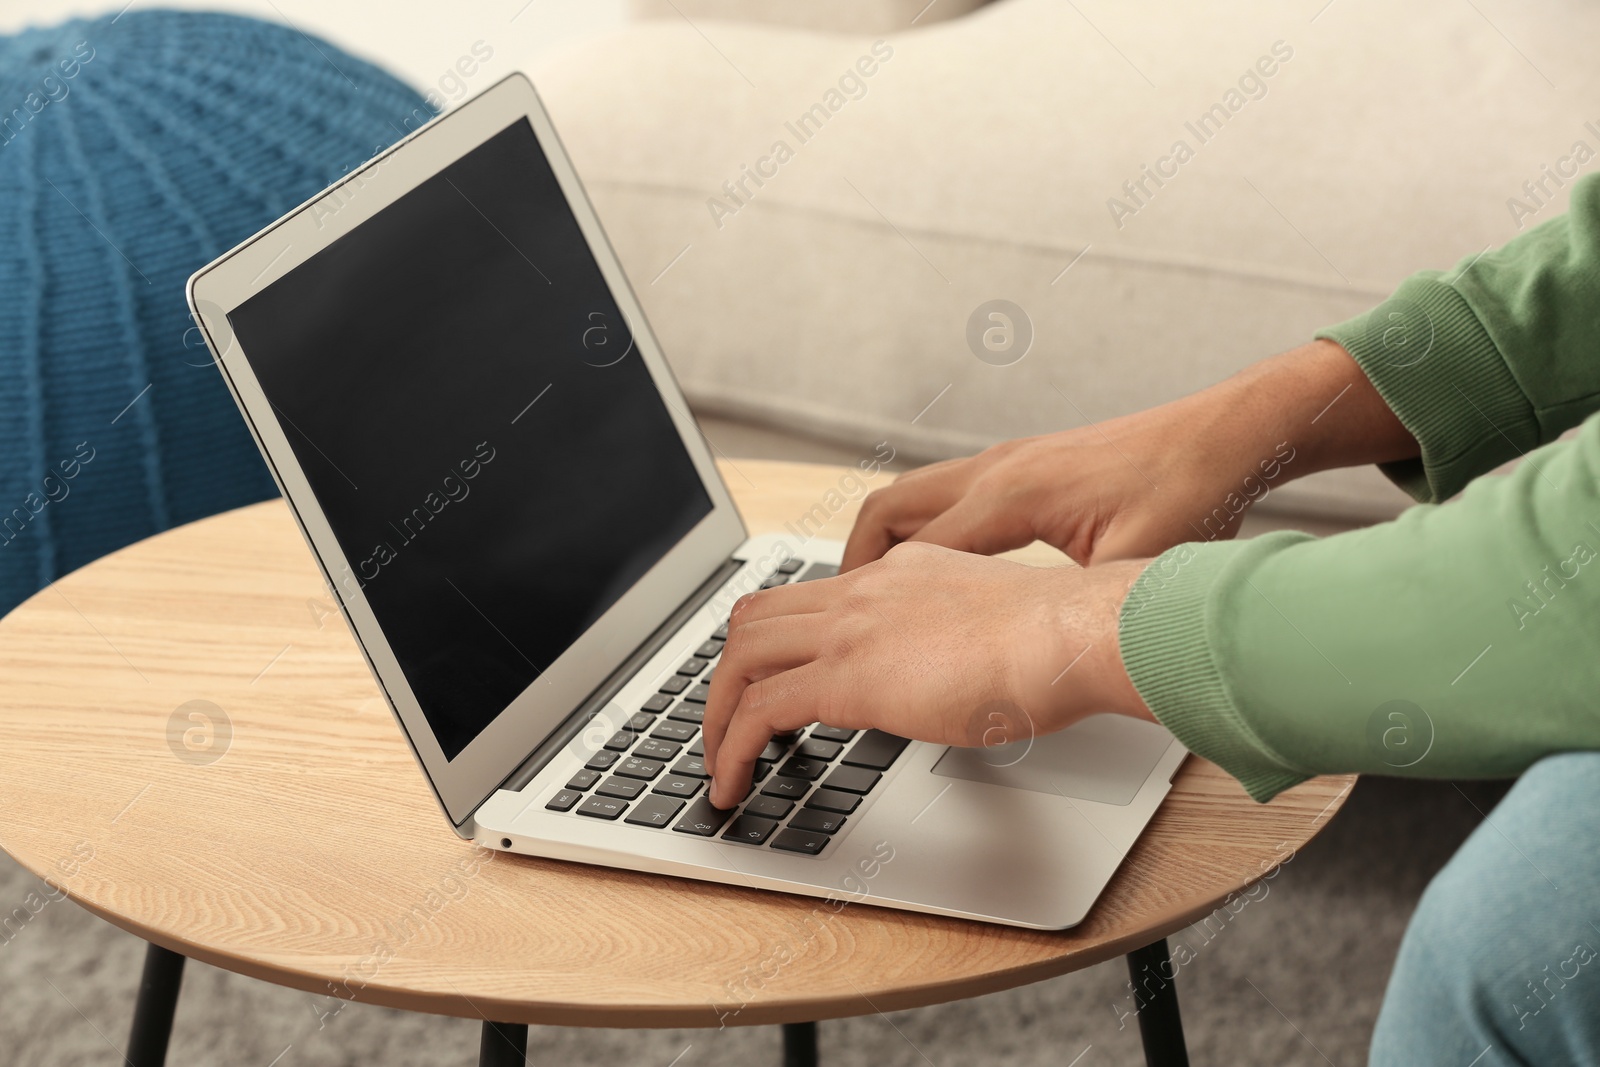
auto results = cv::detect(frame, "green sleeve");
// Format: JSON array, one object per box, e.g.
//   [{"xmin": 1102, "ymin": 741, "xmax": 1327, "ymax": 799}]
[
  {"xmin": 1319, "ymin": 172, "xmax": 1600, "ymax": 503},
  {"xmin": 1119, "ymin": 413, "xmax": 1600, "ymax": 802}
]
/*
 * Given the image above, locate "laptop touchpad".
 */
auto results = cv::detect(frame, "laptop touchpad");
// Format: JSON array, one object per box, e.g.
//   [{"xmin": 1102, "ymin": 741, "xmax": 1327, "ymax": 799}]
[{"xmin": 930, "ymin": 714, "xmax": 1174, "ymax": 806}]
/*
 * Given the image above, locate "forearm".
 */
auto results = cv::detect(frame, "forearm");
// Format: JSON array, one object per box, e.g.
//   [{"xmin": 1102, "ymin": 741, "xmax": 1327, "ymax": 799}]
[
  {"xmin": 1120, "ymin": 412, "xmax": 1600, "ymax": 801},
  {"xmin": 1193, "ymin": 338, "xmax": 1420, "ymax": 479}
]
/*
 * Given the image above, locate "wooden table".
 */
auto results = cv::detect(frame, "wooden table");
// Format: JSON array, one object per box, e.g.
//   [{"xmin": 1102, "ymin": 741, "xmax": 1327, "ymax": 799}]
[{"xmin": 0, "ymin": 459, "xmax": 1353, "ymax": 1066}]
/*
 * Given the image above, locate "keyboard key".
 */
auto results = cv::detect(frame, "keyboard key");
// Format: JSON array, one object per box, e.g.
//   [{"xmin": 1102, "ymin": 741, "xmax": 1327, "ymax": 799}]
[
  {"xmin": 745, "ymin": 795, "xmax": 794, "ymax": 820},
  {"xmin": 684, "ymin": 683, "xmax": 711, "ymax": 704},
  {"xmin": 752, "ymin": 762, "xmax": 773, "ymax": 783},
  {"xmin": 789, "ymin": 809, "xmax": 846, "ymax": 834},
  {"xmin": 778, "ymin": 757, "xmax": 827, "ymax": 781},
  {"xmin": 761, "ymin": 775, "xmax": 811, "ymax": 800},
  {"xmin": 809, "ymin": 725, "xmax": 857, "ymax": 743},
  {"xmin": 797, "ymin": 738, "xmax": 843, "ymax": 761},
  {"xmin": 760, "ymin": 575, "xmax": 788, "ymax": 589},
  {"xmin": 671, "ymin": 756, "xmax": 709, "ymax": 779},
  {"xmin": 771, "ymin": 828, "xmax": 829, "ymax": 855},
  {"xmin": 688, "ymin": 737, "xmax": 706, "ymax": 757},
  {"xmin": 673, "ymin": 798, "xmax": 734, "ymax": 836},
  {"xmin": 797, "ymin": 563, "xmax": 839, "ymax": 582},
  {"xmin": 822, "ymin": 765, "xmax": 881, "ymax": 795},
  {"xmin": 695, "ymin": 640, "xmax": 723, "ymax": 659},
  {"xmin": 703, "ymin": 669, "xmax": 715, "ymax": 684},
  {"xmin": 668, "ymin": 703, "xmax": 705, "ymax": 725},
  {"xmin": 627, "ymin": 712, "xmax": 657, "ymax": 732},
  {"xmin": 614, "ymin": 757, "xmax": 665, "ymax": 781},
  {"xmin": 545, "ymin": 789, "xmax": 581, "ymax": 812},
  {"xmin": 584, "ymin": 750, "xmax": 620, "ymax": 771},
  {"xmin": 576, "ymin": 795, "xmax": 628, "ymax": 820},
  {"xmin": 659, "ymin": 675, "xmax": 690, "ymax": 695},
  {"xmin": 842, "ymin": 730, "xmax": 910, "ymax": 771},
  {"xmin": 722, "ymin": 814, "xmax": 777, "ymax": 845},
  {"xmin": 635, "ymin": 738, "xmax": 681, "ymax": 761},
  {"xmin": 651, "ymin": 720, "xmax": 697, "ymax": 743},
  {"xmin": 604, "ymin": 729, "xmax": 640, "ymax": 752},
  {"xmin": 772, "ymin": 729, "xmax": 802, "ymax": 743},
  {"xmin": 712, "ymin": 622, "xmax": 729, "ymax": 640},
  {"xmin": 625, "ymin": 794, "xmax": 685, "ymax": 828},
  {"xmin": 642, "ymin": 693, "xmax": 674, "ymax": 713},
  {"xmin": 652, "ymin": 774, "xmax": 703, "ymax": 800},
  {"xmin": 566, "ymin": 769, "xmax": 601, "ymax": 791},
  {"xmin": 777, "ymin": 558, "xmax": 804, "ymax": 574},
  {"xmin": 760, "ymin": 740, "xmax": 789, "ymax": 762},
  {"xmin": 805, "ymin": 789, "xmax": 860, "ymax": 814},
  {"xmin": 597, "ymin": 777, "xmax": 646, "ymax": 800},
  {"xmin": 678, "ymin": 657, "xmax": 709, "ymax": 676}
]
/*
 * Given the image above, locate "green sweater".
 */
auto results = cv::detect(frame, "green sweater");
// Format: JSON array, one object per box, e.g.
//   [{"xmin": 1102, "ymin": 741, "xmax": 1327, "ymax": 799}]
[{"xmin": 1119, "ymin": 173, "xmax": 1600, "ymax": 802}]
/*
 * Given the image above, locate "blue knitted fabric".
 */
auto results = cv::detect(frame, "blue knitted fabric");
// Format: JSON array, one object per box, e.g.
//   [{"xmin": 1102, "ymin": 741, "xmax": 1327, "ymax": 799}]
[{"xmin": 0, "ymin": 10, "xmax": 430, "ymax": 617}]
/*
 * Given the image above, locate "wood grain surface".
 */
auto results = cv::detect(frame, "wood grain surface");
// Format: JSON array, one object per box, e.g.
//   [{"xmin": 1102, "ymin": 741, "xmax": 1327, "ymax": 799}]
[{"xmin": 0, "ymin": 459, "xmax": 1353, "ymax": 1027}]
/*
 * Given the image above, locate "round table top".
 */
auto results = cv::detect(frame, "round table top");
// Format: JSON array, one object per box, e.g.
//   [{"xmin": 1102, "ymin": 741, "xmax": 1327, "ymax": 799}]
[{"xmin": 0, "ymin": 459, "xmax": 1353, "ymax": 1028}]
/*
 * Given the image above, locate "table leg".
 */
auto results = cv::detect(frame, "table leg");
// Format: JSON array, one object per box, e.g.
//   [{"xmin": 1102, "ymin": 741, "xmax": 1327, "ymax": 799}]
[
  {"xmin": 1126, "ymin": 938, "xmax": 1190, "ymax": 1067},
  {"xmin": 479, "ymin": 1020, "xmax": 529, "ymax": 1066},
  {"xmin": 782, "ymin": 1021, "xmax": 818, "ymax": 1067},
  {"xmin": 127, "ymin": 942, "xmax": 186, "ymax": 1067}
]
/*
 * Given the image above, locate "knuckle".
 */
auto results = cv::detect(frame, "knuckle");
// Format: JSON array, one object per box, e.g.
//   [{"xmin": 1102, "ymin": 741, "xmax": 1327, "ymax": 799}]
[
  {"xmin": 821, "ymin": 623, "xmax": 857, "ymax": 662},
  {"xmin": 858, "ymin": 486, "xmax": 895, "ymax": 518},
  {"xmin": 738, "ymin": 675, "xmax": 787, "ymax": 721},
  {"xmin": 720, "ymin": 627, "xmax": 750, "ymax": 664},
  {"xmin": 884, "ymin": 539, "xmax": 934, "ymax": 563},
  {"xmin": 838, "ymin": 584, "xmax": 877, "ymax": 618},
  {"xmin": 988, "ymin": 437, "xmax": 1027, "ymax": 461},
  {"xmin": 739, "ymin": 675, "xmax": 772, "ymax": 711},
  {"xmin": 729, "ymin": 591, "xmax": 759, "ymax": 621}
]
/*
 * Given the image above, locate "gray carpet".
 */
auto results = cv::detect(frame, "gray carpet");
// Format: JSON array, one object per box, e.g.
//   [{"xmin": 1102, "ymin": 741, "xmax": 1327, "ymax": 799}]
[{"xmin": 0, "ymin": 775, "xmax": 1508, "ymax": 1066}]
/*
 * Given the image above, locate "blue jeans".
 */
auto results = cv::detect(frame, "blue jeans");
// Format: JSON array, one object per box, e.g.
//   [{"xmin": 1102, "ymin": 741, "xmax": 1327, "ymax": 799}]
[{"xmin": 1371, "ymin": 753, "xmax": 1600, "ymax": 1066}]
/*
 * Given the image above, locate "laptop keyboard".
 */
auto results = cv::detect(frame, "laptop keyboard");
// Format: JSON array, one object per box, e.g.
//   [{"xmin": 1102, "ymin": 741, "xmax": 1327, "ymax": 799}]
[{"xmin": 542, "ymin": 559, "xmax": 910, "ymax": 856}]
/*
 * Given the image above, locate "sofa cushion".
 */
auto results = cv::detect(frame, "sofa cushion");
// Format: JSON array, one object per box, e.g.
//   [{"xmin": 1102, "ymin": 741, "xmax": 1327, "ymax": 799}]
[{"xmin": 532, "ymin": 0, "xmax": 1600, "ymax": 521}]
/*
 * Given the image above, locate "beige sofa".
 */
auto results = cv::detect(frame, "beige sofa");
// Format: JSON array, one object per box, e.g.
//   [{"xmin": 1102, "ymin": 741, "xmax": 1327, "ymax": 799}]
[
  {"xmin": 530, "ymin": 0, "xmax": 1600, "ymax": 521},
  {"xmin": 33, "ymin": 0, "xmax": 1583, "ymax": 523}
]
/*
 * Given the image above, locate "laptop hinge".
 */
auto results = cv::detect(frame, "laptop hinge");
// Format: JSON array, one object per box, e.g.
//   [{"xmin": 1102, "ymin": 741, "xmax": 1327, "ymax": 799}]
[{"xmin": 477, "ymin": 555, "xmax": 746, "ymax": 812}]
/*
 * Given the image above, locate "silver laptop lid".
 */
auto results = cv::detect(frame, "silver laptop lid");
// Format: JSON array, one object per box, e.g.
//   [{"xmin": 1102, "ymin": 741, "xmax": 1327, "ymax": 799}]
[{"xmin": 187, "ymin": 74, "xmax": 746, "ymax": 828}]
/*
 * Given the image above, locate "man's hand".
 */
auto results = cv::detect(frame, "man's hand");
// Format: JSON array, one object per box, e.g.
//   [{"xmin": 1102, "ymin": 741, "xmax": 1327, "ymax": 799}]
[
  {"xmin": 700, "ymin": 543, "xmax": 1153, "ymax": 808},
  {"xmin": 841, "ymin": 340, "xmax": 1419, "ymax": 571}
]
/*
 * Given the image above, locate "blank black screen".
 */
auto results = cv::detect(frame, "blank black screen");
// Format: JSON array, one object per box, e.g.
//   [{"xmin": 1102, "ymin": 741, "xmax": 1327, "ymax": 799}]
[{"xmin": 230, "ymin": 119, "xmax": 713, "ymax": 760}]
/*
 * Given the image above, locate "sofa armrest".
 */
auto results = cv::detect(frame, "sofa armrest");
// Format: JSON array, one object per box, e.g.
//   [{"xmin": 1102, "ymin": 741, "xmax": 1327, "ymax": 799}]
[{"xmin": 627, "ymin": 0, "xmax": 991, "ymax": 34}]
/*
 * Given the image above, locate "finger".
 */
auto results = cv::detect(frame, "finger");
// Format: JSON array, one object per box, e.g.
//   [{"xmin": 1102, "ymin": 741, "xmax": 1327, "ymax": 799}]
[
  {"xmin": 708, "ymin": 665, "xmax": 829, "ymax": 808},
  {"xmin": 722, "ymin": 578, "xmax": 834, "ymax": 629},
  {"xmin": 839, "ymin": 519, "xmax": 897, "ymax": 576},
  {"xmin": 841, "ymin": 473, "xmax": 968, "ymax": 572},
  {"xmin": 701, "ymin": 612, "xmax": 823, "ymax": 777},
  {"xmin": 881, "ymin": 455, "xmax": 964, "ymax": 486},
  {"xmin": 907, "ymin": 491, "xmax": 1033, "ymax": 557}
]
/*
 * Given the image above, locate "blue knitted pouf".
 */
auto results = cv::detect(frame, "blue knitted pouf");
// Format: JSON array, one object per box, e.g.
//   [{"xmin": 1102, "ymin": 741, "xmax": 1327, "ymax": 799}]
[{"xmin": 0, "ymin": 10, "xmax": 430, "ymax": 617}]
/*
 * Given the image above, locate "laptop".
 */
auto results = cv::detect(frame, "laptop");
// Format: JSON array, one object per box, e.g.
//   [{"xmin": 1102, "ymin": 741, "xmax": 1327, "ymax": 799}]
[{"xmin": 187, "ymin": 73, "xmax": 1185, "ymax": 930}]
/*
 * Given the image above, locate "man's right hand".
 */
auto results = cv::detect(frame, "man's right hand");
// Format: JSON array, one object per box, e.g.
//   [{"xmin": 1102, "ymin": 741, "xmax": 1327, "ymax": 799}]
[{"xmin": 841, "ymin": 339, "xmax": 1420, "ymax": 571}]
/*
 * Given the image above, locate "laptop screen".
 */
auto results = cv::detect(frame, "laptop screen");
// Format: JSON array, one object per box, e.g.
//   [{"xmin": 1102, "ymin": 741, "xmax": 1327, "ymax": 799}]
[{"xmin": 229, "ymin": 118, "xmax": 714, "ymax": 761}]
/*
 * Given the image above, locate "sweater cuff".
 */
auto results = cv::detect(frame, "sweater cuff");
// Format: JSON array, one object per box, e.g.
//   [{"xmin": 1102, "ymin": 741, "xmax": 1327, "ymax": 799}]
[
  {"xmin": 1119, "ymin": 541, "xmax": 1309, "ymax": 803},
  {"xmin": 1317, "ymin": 274, "xmax": 1538, "ymax": 503}
]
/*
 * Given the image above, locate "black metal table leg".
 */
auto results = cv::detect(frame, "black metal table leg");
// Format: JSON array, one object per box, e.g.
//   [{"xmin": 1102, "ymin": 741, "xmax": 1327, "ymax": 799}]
[
  {"xmin": 782, "ymin": 1021, "xmax": 818, "ymax": 1067},
  {"xmin": 479, "ymin": 1020, "xmax": 528, "ymax": 1067},
  {"xmin": 1126, "ymin": 938, "xmax": 1190, "ymax": 1067},
  {"xmin": 127, "ymin": 942, "xmax": 186, "ymax": 1067}
]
